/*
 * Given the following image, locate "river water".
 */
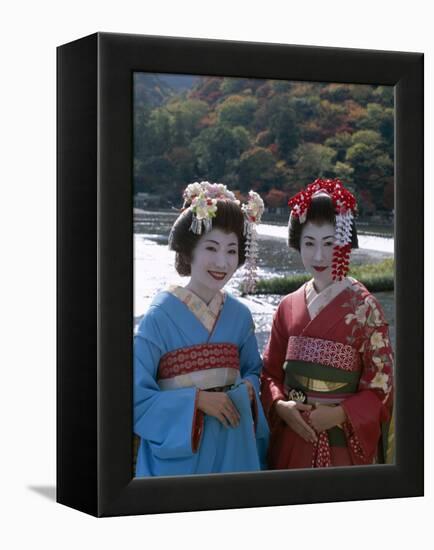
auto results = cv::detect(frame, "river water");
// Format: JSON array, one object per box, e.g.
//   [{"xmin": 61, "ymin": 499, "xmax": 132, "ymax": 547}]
[{"xmin": 134, "ymin": 210, "xmax": 395, "ymax": 351}]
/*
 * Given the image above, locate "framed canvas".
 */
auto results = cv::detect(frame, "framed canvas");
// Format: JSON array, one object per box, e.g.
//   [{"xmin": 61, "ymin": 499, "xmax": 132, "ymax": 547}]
[{"xmin": 57, "ymin": 32, "xmax": 423, "ymax": 517}]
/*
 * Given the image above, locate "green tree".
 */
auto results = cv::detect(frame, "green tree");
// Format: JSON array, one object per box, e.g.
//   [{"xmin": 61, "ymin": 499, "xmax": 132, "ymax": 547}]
[
  {"xmin": 167, "ymin": 99, "xmax": 208, "ymax": 146},
  {"xmin": 167, "ymin": 147, "xmax": 196, "ymax": 185},
  {"xmin": 325, "ymin": 132, "xmax": 353, "ymax": 162},
  {"xmin": 220, "ymin": 78, "xmax": 251, "ymax": 95},
  {"xmin": 350, "ymin": 129, "xmax": 383, "ymax": 148},
  {"xmin": 253, "ymin": 95, "xmax": 299, "ymax": 158},
  {"xmin": 134, "ymin": 107, "xmax": 151, "ymax": 162},
  {"xmin": 269, "ymin": 102, "xmax": 299, "ymax": 158},
  {"xmin": 238, "ymin": 147, "xmax": 278, "ymax": 192},
  {"xmin": 231, "ymin": 126, "xmax": 251, "ymax": 152},
  {"xmin": 217, "ymin": 95, "xmax": 258, "ymax": 127},
  {"xmin": 137, "ymin": 155, "xmax": 175, "ymax": 193},
  {"xmin": 318, "ymin": 100, "xmax": 347, "ymax": 138},
  {"xmin": 141, "ymin": 108, "xmax": 172, "ymax": 156},
  {"xmin": 372, "ymin": 86, "xmax": 394, "ymax": 107},
  {"xmin": 271, "ymin": 80, "xmax": 292, "ymax": 94},
  {"xmin": 356, "ymin": 103, "xmax": 394, "ymax": 153},
  {"xmin": 320, "ymin": 84, "xmax": 352, "ymax": 103},
  {"xmin": 289, "ymin": 96, "xmax": 320, "ymax": 122},
  {"xmin": 348, "ymin": 84, "xmax": 375, "ymax": 105},
  {"xmin": 290, "ymin": 143, "xmax": 337, "ymax": 186},
  {"xmin": 346, "ymin": 130, "xmax": 393, "ymax": 208},
  {"xmin": 333, "ymin": 161, "xmax": 354, "ymax": 185},
  {"xmin": 191, "ymin": 125, "xmax": 241, "ymax": 181}
]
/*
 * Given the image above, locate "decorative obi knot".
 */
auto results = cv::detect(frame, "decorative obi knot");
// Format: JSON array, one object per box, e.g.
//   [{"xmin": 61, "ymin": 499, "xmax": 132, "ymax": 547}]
[
  {"xmin": 286, "ymin": 336, "xmax": 361, "ymax": 373},
  {"xmin": 158, "ymin": 343, "xmax": 240, "ymax": 390}
]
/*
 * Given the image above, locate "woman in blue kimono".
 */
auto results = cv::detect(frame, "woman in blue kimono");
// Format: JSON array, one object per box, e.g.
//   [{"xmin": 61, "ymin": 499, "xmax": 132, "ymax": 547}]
[{"xmin": 134, "ymin": 182, "xmax": 269, "ymax": 477}]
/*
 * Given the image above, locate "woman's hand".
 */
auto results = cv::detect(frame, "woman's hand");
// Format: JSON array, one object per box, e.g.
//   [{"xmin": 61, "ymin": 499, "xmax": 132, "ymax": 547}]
[
  {"xmin": 309, "ymin": 405, "xmax": 346, "ymax": 433},
  {"xmin": 243, "ymin": 379, "xmax": 255, "ymax": 403},
  {"xmin": 275, "ymin": 400, "xmax": 317, "ymax": 443},
  {"xmin": 197, "ymin": 390, "xmax": 240, "ymax": 428}
]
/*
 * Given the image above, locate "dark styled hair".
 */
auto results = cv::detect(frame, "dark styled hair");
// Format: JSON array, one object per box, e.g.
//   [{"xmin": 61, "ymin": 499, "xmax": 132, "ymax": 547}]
[
  {"xmin": 288, "ymin": 193, "xmax": 358, "ymax": 251},
  {"xmin": 169, "ymin": 200, "xmax": 246, "ymax": 276}
]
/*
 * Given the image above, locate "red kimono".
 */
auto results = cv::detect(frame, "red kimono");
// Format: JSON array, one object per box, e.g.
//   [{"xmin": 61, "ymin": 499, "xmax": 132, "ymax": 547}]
[{"xmin": 261, "ymin": 278, "xmax": 394, "ymax": 469}]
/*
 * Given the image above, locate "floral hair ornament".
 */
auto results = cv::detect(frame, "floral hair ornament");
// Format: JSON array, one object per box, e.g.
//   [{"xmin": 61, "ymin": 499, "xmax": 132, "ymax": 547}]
[
  {"xmin": 182, "ymin": 181, "xmax": 264, "ymax": 293},
  {"xmin": 288, "ymin": 178, "xmax": 357, "ymax": 281}
]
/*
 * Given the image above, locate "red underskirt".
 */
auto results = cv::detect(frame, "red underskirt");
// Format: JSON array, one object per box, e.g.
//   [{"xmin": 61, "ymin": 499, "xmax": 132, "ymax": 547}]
[{"xmin": 268, "ymin": 421, "xmax": 353, "ymax": 469}]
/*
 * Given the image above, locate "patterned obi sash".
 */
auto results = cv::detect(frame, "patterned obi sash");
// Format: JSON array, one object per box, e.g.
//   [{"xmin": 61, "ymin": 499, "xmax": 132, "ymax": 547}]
[
  {"xmin": 157, "ymin": 343, "xmax": 240, "ymax": 391},
  {"xmin": 284, "ymin": 336, "xmax": 362, "ymax": 448}
]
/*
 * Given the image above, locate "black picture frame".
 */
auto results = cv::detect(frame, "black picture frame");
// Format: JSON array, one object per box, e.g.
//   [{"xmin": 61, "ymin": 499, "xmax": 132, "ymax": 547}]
[{"xmin": 57, "ymin": 32, "xmax": 423, "ymax": 517}]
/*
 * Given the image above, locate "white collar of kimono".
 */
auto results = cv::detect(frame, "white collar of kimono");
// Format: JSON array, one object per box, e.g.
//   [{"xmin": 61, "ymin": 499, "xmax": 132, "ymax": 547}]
[
  {"xmin": 167, "ymin": 285, "xmax": 225, "ymax": 333},
  {"xmin": 305, "ymin": 277, "xmax": 355, "ymax": 320}
]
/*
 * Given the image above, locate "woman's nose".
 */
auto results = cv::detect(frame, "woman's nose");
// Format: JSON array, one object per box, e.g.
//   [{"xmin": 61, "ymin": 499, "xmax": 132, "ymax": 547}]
[
  {"xmin": 313, "ymin": 246, "xmax": 323, "ymax": 262},
  {"xmin": 214, "ymin": 251, "xmax": 227, "ymax": 268}
]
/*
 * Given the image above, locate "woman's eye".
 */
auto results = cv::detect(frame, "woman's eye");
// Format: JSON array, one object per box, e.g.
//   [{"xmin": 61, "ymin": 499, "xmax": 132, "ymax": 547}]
[
  {"xmin": 228, "ymin": 249, "xmax": 237, "ymax": 255},
  {"xmin": 324, "ymin": 241, "xmax": 334, "ymax": 247},
  {"xmin": 206, "ymin": 246, "xmax": 217, "ymax": 252},
  {"xmin": 304, "ymin": 242, "xmax": 314, "ymax": 247}
]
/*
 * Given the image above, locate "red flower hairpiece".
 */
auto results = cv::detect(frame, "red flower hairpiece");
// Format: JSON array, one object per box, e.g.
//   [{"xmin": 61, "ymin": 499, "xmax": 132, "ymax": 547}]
[{"xmin": 288, "ymin": 178, "xmax": 356, "ymax": 221}]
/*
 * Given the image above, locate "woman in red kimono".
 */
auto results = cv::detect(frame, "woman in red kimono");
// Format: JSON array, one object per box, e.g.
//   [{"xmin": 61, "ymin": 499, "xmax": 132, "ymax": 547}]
[{"xmin": 261, "ymin": 178, "xmax": 394, "ymax": 468}]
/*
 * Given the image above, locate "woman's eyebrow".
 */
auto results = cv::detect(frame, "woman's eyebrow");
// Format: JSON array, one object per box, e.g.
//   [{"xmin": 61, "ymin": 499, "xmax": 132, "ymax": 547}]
[
  {"xmin": 204, "ymin": 239, "xmax": 238, "ymax": 247},
  {"xmin": 303, "ymin": 235, "xmax": 334, "ymax": 240}
]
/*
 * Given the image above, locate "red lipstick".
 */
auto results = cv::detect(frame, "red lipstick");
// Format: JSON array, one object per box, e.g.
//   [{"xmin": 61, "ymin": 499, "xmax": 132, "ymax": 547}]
[{"xmin": 208, "ymin": 271, "xmax": 226, "ymax": 281}]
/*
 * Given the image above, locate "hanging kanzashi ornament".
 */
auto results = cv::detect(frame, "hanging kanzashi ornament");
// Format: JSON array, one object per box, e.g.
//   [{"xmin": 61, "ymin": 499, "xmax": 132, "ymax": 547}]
[
  {"xmin": 181, "ymin": 181, "xmax": 264, "ymax": 293},
  {"xmin": 241, "ymin": 191, "xmax": 264, "ymax": 294},
  {"xmin": 288, "ymin": 178, "xmax": 357, "ymax": 281}
]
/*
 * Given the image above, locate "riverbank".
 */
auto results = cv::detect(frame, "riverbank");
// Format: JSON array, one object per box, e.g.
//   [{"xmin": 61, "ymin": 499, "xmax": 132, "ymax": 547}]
[{"xmin": 254, "ymin": 258, "xmax": 394, "ymax": 294}]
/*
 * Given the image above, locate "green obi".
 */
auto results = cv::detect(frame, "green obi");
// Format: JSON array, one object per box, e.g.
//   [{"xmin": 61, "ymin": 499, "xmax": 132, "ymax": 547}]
[{"xmin": 283, "ymin": 359, "xmax": 362, "ymax": 447}]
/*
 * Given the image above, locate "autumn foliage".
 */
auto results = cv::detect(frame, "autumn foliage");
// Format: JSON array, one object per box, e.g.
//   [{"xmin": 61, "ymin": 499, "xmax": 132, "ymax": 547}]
[{"xmin": 134, "ymin": 75, "xmax": 394, "ymax": 214}]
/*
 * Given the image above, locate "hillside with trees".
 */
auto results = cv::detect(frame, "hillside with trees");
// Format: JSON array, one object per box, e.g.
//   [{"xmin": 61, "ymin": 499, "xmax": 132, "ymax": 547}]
[{"xmin": 134, "ymin": 75, "xmax": 394, "ymax": 216}]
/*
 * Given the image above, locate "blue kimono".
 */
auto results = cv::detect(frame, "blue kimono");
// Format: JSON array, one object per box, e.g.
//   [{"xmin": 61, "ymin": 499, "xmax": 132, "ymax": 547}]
[{"xmin": 133, "ymin": 286, "xmax": 269, "ymax": 477}]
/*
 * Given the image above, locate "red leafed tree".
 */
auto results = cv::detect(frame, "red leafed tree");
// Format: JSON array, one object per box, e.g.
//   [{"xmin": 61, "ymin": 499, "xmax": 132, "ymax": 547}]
[
  {"xmin": 359, "ymin": 189, "xmax": 375, "ymax": 215},
  {"xmin": 265, "ymin": 188, "xmax": 288, "ymax": 208}
]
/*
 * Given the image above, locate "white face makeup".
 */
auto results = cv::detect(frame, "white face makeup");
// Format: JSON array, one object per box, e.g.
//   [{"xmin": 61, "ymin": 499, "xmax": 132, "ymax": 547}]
[
  {"xmin": 187, "ymin": 228, "xmax": 239, "ymax": 303},
  {"xmin": 300, "ymin": 221, "xmax": 336, "ymax": 291}
]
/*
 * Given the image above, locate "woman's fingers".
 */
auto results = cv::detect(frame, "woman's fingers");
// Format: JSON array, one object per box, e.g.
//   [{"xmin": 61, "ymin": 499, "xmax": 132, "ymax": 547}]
[
  {"xmin": 218, "ymin": 409, "xmax": 237, "ymax": 428},
  {"xmin": 198, "ymin": 390, "xmax": 241, "ymax": 427},
  {"xmin": 300, "ymin": 421, "xmax": 317, "ymax": 443},
  {"xmin": 290, "ymin": 412, "xmax": 317, "ymax": 443},
  {"xmin": 294, "ymin": 424, "xmax": 316, "ymax": 443},
  {"xmin": 295, "ymin": 402, "xmax": 312, "ymax": 411},
  {"xmin": 223, "ymin": 400, "xmax": 240, "ymax": 427},
  {"xmin": 217, "ymin": 412, "xmax": 230, "ymax": 428}
]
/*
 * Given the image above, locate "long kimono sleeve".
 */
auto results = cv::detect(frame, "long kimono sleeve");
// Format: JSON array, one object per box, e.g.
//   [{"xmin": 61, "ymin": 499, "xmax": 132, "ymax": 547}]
[
  {"xmin": 341, "ymin": 296, "xmax": 394, "ymax": 464},
  {"xmin": 237, "ymin": 308, "xmax": 270, "ymax": 461},
  {"xmin": 133, "ymin": 309, "xmax": 203, "ymax": 459},
  {"xmin": 238, "ymin": 314, "xmax": 263, "ymax": 394},
  {"xmin": 232, "ymin": 309, "xmax": 262, "ymax": 429},
  {"xmin": 260, "ymin": 299, "xmax": 289, "ymax": 426}
]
